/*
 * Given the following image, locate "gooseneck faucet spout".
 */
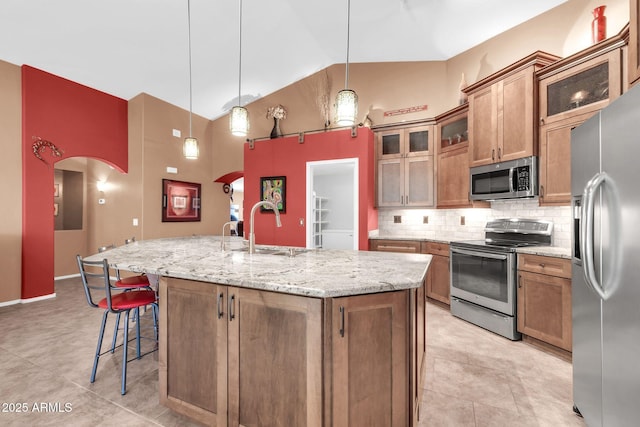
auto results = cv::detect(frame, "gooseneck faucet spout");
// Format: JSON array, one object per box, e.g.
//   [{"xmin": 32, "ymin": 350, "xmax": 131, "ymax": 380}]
[{"xmin": 249, "ymin": 200, "xmax": 281, "ymax": 254}]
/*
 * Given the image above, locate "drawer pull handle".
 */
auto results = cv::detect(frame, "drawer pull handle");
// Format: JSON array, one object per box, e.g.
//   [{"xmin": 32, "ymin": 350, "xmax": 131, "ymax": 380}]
[
  {"xmin": 539, "ymin": 263, "xmax": 546, "ymax": 268},
  {"xmin": 339, "ymin": 306, "xmax": 345, "ymax": 337}
]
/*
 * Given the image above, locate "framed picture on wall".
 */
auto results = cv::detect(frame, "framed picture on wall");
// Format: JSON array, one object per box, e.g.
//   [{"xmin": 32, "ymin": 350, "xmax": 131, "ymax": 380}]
[
  {"xmin": 54, "ymin": 184, "xmax": 60, "ymax": 198},
  {"xmin": 260, "ymin": 176, "xmax": 286, "ymax": 213},
  {"xmin": 162, "ymin": 179, "xmax": 201, "ymax": 222}
]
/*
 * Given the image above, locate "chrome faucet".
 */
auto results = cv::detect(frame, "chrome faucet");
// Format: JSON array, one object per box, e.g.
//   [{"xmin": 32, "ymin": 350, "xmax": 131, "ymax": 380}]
[
  {"xmin": 249, "ymin": 200, "xmax": 281, "ymax": 254},
  {"xmin": 221, "ymin": 221, "xmax": 236, "ymax": 251}
]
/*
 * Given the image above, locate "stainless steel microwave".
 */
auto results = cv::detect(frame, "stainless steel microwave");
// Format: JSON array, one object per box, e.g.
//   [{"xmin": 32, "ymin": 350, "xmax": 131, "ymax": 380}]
[{"xmin": 469, "ymin": 156, "xmax": 538, "ymax": 200}]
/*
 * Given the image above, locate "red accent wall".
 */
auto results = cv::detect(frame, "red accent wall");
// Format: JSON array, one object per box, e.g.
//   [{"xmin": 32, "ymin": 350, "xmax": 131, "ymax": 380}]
[
  {"xmin": 244, "ymin": 128, "xmax": 377, "ymax": 250},
  {"xmin": 22, "ymin": 65, "xmax": 128, "ymax": 299}
]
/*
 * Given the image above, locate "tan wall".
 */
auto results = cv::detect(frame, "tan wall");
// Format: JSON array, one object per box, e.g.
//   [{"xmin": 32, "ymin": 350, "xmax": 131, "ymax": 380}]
[{"xmin": 0, "ymin": 59, "xmax": 22, "ymax": 303}]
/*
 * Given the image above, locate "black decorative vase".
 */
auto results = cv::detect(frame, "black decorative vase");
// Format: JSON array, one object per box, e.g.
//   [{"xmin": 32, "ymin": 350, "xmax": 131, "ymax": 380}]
[{"xmin": 270, "ymin": 117, "xmax": 282, "ymax": 139}]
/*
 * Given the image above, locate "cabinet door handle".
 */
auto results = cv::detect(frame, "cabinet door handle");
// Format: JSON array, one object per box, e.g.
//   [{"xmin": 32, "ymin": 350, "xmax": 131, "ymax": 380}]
[
  {"xmin": 540, "ymin": 185, "xmax": 545, "ymax": 197},
  {"xmin": 339, "ymin": 306, "xmax": 345, "ymax": 337},
  {"xmin": 540, "ymin": 117, "xmax": 545, "ymax": 125},
  {"xmin": 217, "ymin": 292, "xmax": 224, "ymax": 319},
  {"xmin": 229, "ymin": 294, "xmax": 236, "ymax": 321},
  {"xmin": 498, "ymin": 147, "xmax": 501, "ymax": 159},
  {"xmin": 539, "ymin": 263, "xmax": 546, "ymax": 268},
  {"xmin": 492, "ymin": 149, "xmax": 495, "ymax": 161},
  {"xmin": 518, "ymin": 274, "xmax": 523, "ymax": 288},
  {"xmin": 405, "ymin": 195, "xmax": 409, "ymax": 205}
]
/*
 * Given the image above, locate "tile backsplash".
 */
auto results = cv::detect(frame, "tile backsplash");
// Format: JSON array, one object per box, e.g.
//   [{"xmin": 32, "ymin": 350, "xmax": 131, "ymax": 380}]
[{"xmin": 376, "ymin": 199, "xmax": 571, "ymax": 249}]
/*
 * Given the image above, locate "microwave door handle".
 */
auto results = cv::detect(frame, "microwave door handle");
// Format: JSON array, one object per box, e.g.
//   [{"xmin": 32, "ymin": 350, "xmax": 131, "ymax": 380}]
[
  {"xmin": 451, "ymin": 247, "xmax": 508, "ymax": 261},
  {"xmin": 509, "ymin": 167, "xmax": 515, "ymax": 193}
]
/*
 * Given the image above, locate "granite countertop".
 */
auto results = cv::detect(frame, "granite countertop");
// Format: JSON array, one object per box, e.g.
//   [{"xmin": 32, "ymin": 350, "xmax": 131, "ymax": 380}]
[{"xmin": 85, "ymin": 236, "xmax": 431, "ymax": 298}]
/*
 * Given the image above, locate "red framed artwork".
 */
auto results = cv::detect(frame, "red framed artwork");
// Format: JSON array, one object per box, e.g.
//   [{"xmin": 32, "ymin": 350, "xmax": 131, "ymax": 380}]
[{"xmin": 162, "ymin": 179, "xmax": 201, "ymax": 222}]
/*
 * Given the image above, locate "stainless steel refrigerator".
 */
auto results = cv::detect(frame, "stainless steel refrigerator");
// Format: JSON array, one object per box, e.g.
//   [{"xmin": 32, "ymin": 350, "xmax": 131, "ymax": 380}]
[{"xmin": 571, "ymin": 83, "xmax": 640, "ymax": 426}]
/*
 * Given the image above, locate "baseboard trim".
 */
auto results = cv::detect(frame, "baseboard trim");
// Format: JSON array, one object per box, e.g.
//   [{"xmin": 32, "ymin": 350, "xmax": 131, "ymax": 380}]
[{"xmin": 55, "ymin": 273, "xmax": 80, "ymax": 280}]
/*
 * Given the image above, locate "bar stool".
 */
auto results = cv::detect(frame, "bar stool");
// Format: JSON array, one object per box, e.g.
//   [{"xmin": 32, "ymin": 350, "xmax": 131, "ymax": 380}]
[{"xmin": 77, "ymin": 255, "xmax": 158, "ymax": 395}]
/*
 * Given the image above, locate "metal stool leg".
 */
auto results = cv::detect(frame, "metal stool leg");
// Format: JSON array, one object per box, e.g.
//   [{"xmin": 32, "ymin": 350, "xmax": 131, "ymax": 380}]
[
  {"xmin": 91, "ymin": 310, "xmax": 108, "ymax": 383},
  {"xmin": 111, "ymin": 312, "xmax": 121, "ymax": 353},
  {"xmin": 121, "ymin": 310, "xmax": 130, "ymax": 395},
  {"xmin": 152, "ymin": 303, "xmax": 159, "ymax": 342},
  {"xmin": 135, "ymin": 307, "xmax": 141, "ymax": 359}
]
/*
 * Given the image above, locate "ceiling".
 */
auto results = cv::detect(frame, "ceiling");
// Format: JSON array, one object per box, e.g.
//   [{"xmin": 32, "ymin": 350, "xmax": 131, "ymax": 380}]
[{"xmin": 1, "ymin": 0, "xmax": 568, "ymax": 121}]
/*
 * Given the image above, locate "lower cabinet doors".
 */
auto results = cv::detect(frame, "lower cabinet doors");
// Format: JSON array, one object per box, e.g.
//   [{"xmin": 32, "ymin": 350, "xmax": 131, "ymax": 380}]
[{"xmin": 331, "ymin": 291, "xmax": 409, "ymax": 427}]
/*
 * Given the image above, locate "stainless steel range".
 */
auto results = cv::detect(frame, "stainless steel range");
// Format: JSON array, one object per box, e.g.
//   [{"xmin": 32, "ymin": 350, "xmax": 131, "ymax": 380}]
[{"xmin": 449, "ymin": 218, "xmax": 553, "ymax": 340}]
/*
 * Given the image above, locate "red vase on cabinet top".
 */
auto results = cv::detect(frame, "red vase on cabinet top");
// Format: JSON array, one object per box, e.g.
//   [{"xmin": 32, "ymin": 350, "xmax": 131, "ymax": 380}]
[{"xmin": 592, "ymin": 5, "xmax": 606, "ymax": 44}]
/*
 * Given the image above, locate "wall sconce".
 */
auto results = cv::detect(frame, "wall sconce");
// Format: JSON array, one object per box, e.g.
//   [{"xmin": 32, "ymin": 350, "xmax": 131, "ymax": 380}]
[{"xmin": 96, "ymin": 180, "xmax": 107, "ymax": 192}]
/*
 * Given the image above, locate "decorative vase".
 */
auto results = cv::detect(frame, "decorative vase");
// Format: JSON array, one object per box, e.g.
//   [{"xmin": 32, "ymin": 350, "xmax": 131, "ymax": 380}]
[
  {"xmin": 270, "ymin": 117, "xmax": 282, "ymax": 138},
  {"xmin": 592, "ymin": 5, "xmax": 606, "ymax": 44},
  {"xmin": 458, "ymin": 72, "xmax": 468, "ymax": 105}
]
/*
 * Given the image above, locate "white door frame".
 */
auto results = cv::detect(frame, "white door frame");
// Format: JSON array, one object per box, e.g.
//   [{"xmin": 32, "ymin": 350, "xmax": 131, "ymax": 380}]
[{"xmin": 306, "ymin": 158, "xmax": 359, "ymax": 249}]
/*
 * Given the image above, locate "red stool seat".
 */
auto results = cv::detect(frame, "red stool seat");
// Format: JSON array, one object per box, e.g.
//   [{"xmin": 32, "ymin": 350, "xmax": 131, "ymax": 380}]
[
  {"xmin": 115, "ymin": 274, "xmax": 151, "ymax": 289},
  {"xmin": 98, "ymin": 290, "xmax": 157, "ymax": 310}
]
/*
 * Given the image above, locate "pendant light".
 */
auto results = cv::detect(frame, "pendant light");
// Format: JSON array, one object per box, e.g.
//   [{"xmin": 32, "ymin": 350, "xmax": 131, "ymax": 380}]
[
  {"xmin": 230, "ymin": 0, "xmax": 249, "ymax": 136},
  {"xmin": 183, "ymin": 0, "xmax": 199, "ymax": 159},
  {"xmin": 335, "ymin": 0, "xmax": 358, "ymax": 126}
]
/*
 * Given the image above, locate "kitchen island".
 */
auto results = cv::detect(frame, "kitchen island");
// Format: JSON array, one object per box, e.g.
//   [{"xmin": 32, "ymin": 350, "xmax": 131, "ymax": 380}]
[{"xmin": 87, "ymin": 236, "xmax": 431, "ymax": 426}]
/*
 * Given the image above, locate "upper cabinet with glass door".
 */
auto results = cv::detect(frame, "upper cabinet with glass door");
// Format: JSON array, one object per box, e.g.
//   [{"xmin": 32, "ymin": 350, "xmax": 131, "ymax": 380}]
[
  {"xmin": 538, "ymin": 29, "xmax": 626, "ymax": 126},
  {"xmin": 629, "ymin": 0, "xmax": 640, "ymax": 86},
  {"xmin": 377, "ymin": 125, "xmax": 433, "ymax": 159},
  {"xmin": 376, "ymin": 123, "xmax": 435, "ymax": 208}
]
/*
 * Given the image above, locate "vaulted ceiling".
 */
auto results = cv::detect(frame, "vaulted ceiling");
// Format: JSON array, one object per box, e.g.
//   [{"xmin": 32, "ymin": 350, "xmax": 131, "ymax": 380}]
[{"xmin": 0, "ymin": 0, "xmax": 568, "ymax": 120}]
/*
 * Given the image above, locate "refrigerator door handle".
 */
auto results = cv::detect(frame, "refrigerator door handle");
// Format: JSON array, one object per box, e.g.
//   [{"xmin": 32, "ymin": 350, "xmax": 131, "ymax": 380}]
[{"xmin": 581, "ymin": 172, "xmax": 621, "ymax": 301}]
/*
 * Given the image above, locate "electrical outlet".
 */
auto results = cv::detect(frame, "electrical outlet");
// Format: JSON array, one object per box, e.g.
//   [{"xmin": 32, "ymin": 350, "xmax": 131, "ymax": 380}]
[
  {"xmin": 172, "ymin": 129, "xmax": 181, "ymax": 138},
  {"xmin": 394, "ymin": 215, "xmax": 402, "ymax": 224},
  {"xmin": 423, "ymin": 216, "xmax": 429, "ymax": 224},
  {"xmin": 460, "ymin": 215, "xmax": 466, "ymax": 225},
  {"xmin": 299, "ymin": 218, "xmax": 304, "ymax": 226},
  {"xmin": 133, "ymin": 218, "xmax": 139, "ymax": 226}
]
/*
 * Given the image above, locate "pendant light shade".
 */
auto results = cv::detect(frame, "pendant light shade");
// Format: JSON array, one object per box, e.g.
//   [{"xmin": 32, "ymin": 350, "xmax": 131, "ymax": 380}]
[
  {"xmin": 183, "ymin": 136, "xmax": 199, "ymax": 159},
  {"xmin": 230, "ymin": 105, "xmax": 249, "ymax": 136},
  {"xmin": 229, "ymin": 0, "xmax": 249, "ymax": 137},
  {"xmin": 335, "ymin": 0, "xmax": 358, "ymax": 126},
  {"xmin": 335, "ymin": 89, "xmax": 358, "ymax": 126},
  {"xmin": 183, "ymin": 0, "xmax": 199, "ymax": 159}
]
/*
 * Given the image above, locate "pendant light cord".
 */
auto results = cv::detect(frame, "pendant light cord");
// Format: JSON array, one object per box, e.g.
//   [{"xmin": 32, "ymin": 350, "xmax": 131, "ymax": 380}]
[
  {"xmin": 238, "ymin": 0, "xmax": 243, "ymax": 106},
  {"xmin": 187, "ymin": 0, "xmax": 194, "ymax": 137},
  {"xmin": 344, "ymin": 0, "xmax": 351, "ymax": 89}
]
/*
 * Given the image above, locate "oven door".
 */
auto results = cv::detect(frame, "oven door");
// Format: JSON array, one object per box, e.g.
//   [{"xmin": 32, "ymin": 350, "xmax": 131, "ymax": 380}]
[{"xmin": 450, "ymin": 245, "xmax": 516, "ymax": 316}]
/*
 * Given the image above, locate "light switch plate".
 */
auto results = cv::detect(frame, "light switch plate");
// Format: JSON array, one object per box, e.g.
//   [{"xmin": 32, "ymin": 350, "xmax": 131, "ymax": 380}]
[{"xmin": 172, "ymin": 129, "xmax": 181, "ymax": 138}]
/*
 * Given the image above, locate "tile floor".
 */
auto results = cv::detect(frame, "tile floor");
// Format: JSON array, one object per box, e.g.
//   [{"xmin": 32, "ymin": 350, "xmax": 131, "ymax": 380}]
[{"xmin": 0, "ymin": 278, "xmax": 585, "ymax": 426}]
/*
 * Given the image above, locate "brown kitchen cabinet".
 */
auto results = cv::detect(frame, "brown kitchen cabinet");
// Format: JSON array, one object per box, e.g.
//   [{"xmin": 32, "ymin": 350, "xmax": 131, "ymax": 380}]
[
  {"xmin": 422, "ymin": 241, "xmax": 450, "ymax": 305},
  {"xmin": 376, "ymin": 124, "xmax": 435, "ymax": 207},
  {"xmin": 537, "ymin": 33, "xmax": 625, "ymax": 206},
  {"xmin": 160, "ymin": 276, "xmax": 425, "ymax": 426},
  {"xmin": 517, "ymin": 254, "xmax": 572, "ymax": 352},
  {"xmin": 331, "ymin": 290, "xmax": 411, "ymax": 426},
  {"xmin": 369, "ymin": 238, "xmax": 421, "ymax": 253},
  {"xmin": 160, "ymin": 277, "xmax": 323, "ymax": 427},
  {"xmin": 538, "ymin": 112, "xmax": 593, "ymax": 205},
  {"xmin": 466, "ymin": 52, "xmax": 559, "ymax": 168},
  {"xmin": 630, "ymin": 0, "xmax": 640, "ymax": 86},
  {"xmin": 435, "ymin": 105, "xmax": 471, "ymax": 208}
]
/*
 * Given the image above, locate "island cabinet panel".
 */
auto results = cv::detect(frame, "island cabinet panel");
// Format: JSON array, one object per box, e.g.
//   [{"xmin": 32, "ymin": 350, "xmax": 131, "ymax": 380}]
[
  {"xmin": 227, "ymin": 287, "xmax": 323, "ymax": 427},
  {"xmin": 331, "ymin": 291, "xmax": 409, "ymax": 427},
  {"xmin": 369, "ymin": 239, "xmax": 421, "ymax": 253},
  {"xmin": 159, "ymin": 278, "xmax": 227, "ymax": 426},
  {"xmin": 160, "ymin": 278, "xmax": 322, "ymax": 427}
]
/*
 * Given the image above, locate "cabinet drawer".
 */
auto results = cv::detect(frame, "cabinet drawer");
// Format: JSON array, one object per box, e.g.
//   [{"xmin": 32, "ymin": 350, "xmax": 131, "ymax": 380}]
[
  {"xmin": 421, "ymin": 241, "xmax": 450, "ymax": 257},
  {"xmin": 518, "ymin": 254, "xmax": 571, "ymax": 278},
  {"xmin": 369, "ymin": 239, "xmax": 421, "ymax": 253}
]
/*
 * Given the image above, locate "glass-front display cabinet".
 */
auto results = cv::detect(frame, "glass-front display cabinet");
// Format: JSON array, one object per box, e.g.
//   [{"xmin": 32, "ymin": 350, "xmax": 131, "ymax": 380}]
[{"xmin": 539, "ymin": 45, "xmax": 623, "ymax": 125}]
